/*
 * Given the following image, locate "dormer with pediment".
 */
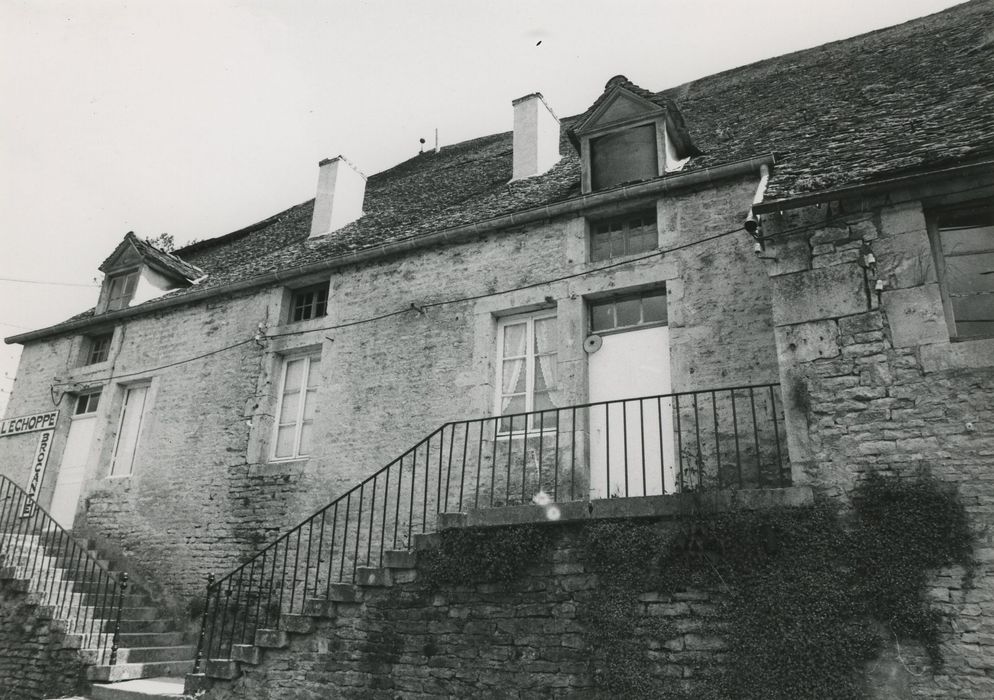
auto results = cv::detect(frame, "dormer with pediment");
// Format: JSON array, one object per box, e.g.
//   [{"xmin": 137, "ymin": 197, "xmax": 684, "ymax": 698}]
[
  {"xmin": 95, "ymin": 232, "xmax": 205, "ymax": 314},
  {"xmin": 568, "ymin": 75, "xmax": 701, "ymax": 194}
]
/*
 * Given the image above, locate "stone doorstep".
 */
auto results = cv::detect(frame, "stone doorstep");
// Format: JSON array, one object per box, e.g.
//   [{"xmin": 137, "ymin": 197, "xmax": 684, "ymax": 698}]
[
  {"xmin": 254, "ymin": 628, "xmax": 288, "ymax": 649},
  {"xmin": 435, "ymin": 486, "xmax": 815, "ymax": 531},
  {"xmin": 89, "ymin": 676, "xmax": 187, "ymax": 700},
  {"xmin": 231, "ymin": 644, "xmax": 262, "ymax": 665}
]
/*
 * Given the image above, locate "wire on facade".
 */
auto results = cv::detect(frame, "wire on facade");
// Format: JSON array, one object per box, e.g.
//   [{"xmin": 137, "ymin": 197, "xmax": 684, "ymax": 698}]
[{"xmin": 0, "ymin": 277, "xmax": 99, "ymax": 288}]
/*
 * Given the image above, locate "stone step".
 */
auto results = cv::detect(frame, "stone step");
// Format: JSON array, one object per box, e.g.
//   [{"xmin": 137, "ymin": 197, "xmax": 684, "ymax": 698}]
[
  {"xmin": 87, "ymin": 659, "xmax": 196, "ymax": 683},
  {"xmin": 116, "ymin": 631, "xmax": 184, "ymax": 648},
  {"xmin": 86, "ymin": 645, "xmax": 195, "ymax": 665},
  {"xmin": 90, "ymin": 676, "xmax": 187, "ymax": 700},
  {"xmin": 105, "ymin": 618, "xmax": 176, "ymax": 634}
]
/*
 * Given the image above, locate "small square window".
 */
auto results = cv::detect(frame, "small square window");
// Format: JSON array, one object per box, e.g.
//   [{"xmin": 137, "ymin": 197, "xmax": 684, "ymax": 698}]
[
  {"xmin": 289, "ymin": 284, "xmax": 329, "ymax": 323},
  {"xmin": 590, "ymin": 210, "xmax": 657, "ymax": 262},
  {"xmin": 107, "ymin": 272, "xmax": 139, "ymax": 311},
  {"xmin": 82, "ymin": 333, "xmax": 113, "ymax": 365},
  {"xmin": 928, "ymin": 202, "xmax": 994, "ymax": 340},
  {"xmin": 74, "ymin": 391, "xmax": 101, "ymax": 415}
]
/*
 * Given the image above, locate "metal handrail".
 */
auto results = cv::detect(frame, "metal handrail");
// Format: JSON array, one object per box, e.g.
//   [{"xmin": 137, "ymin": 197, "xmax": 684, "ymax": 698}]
[
  {"xmin": 195, "ymin": 382, "xmax": 788, "ymax": 667},
  {"xmin": 0, "ymin": 474, "xmax": 126, "ymax": 666}
]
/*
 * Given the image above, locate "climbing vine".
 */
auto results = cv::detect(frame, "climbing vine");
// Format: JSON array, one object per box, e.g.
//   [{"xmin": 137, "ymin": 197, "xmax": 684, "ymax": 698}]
[
  {"xmin": 416, "ymin": 474, "xmax": 972, "ymax": 699},
  {"xmin": 579, "ymin": 473, "xmax": 974, "ymax": 699}
]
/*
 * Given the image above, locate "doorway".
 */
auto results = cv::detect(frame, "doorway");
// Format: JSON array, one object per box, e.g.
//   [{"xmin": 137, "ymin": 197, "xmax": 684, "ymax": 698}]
[
  {"xmin": 50, "ymin": 392, "xmax": 101, "ymax": 529},
  {"xmin": 587, "ymin": 290, "xmax": 675, "ymax": 498}
]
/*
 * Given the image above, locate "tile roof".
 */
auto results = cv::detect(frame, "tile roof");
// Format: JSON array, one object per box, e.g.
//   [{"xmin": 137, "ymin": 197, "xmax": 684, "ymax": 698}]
[
  {"xmin": 100, "ymin": 232, "xmax": 205, "ymax": 282},
  {"xmin": 14, "ymin": 0, "xmax": 994, "ymax": 339}
]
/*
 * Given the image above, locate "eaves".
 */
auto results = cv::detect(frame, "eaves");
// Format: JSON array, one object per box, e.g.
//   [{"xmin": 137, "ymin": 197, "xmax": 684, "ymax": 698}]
[{"xmin": 6, "ymin": 152, "xmax": 774, "ymax": 346}]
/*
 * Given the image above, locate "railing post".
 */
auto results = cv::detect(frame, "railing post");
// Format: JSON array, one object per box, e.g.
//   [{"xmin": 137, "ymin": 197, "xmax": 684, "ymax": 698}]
[
  {"xmin": 193, "ymin": 573, "xmax": 215, "ymax": 674},
  {"xmin": 109, "ymin": 572, "xmax": 128, "ymax": 666}
]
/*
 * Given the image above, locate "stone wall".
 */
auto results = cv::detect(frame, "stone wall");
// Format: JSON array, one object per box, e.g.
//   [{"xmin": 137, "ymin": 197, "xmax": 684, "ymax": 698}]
[
  {"xmin": 0, "ymin": 581, "xmax": 86, "ymax": 700},
  {"xmin": 0, "ymin": 172, "xmax": 778, "ymax": 603},
  {"xmin": 762, "ymin": 171, "xmax": 994, "ymax": 699},
  {"xmin": 198, "ymin": 518, "xmax": 727, "ymax": 700}
]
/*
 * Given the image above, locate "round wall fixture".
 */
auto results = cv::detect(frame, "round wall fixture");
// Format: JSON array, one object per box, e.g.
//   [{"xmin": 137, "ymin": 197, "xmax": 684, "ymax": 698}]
[{"xmin": 583, "ymin": 334, "xmax": 603, "ymax": 354}]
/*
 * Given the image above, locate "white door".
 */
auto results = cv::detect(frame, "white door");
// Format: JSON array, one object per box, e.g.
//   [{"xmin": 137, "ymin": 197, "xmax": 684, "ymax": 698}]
[
  {"xmin": 50, "ymin": 394, "xmax": 100, "ymax": 528},
  {"xmin": 111, "ymin": 385, "xmax": 149, "ymax": 477},
  {"xmin": 588, "ymin": 325, "xmax": 675, "ymax": 498}
]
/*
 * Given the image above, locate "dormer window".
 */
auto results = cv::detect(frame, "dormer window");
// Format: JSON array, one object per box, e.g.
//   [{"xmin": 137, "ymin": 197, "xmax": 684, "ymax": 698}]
[
  {"xmin": 96, "ymin": 232, "xmax": 205, "ymax": 315},
  {"xmin": 590, "ymin": 125, "xmax": 658, "ymax": 191},
  {"xmin": 107, "ymin": 271, "xmax": 139, "ymax": 311},
  {"xmin": 567, "ymin": 76, "xmax": 700, "ymax": 195}
]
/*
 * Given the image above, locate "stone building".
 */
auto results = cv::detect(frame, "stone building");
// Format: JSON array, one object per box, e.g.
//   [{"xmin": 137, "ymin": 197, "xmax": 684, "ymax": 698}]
[{"xmin": 0, "ymin": 0, "xmax": 992, "ymax": 697}]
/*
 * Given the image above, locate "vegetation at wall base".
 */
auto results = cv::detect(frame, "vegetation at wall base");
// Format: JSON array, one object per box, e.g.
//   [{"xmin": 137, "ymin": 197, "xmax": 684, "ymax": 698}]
[
  {"xmin": 579, "ymin": 472, "xmax": 974, "ymax": 700},
  {"xmin": 419, "ymin": 523, "xmax": 555, "ymax": 587},
  {"xmin": 417, "ymin": 474, "xmax": 971, "ymax": 699}
]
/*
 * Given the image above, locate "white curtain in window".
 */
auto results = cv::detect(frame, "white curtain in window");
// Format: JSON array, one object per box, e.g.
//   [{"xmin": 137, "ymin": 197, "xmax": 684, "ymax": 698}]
[
  {"xmin": 533, "ymin": 317, "xmax": 558, "ymax": 406},
  {"xmin": 500, "ymin": 323, "xmax": 527, "ymax": 414}
]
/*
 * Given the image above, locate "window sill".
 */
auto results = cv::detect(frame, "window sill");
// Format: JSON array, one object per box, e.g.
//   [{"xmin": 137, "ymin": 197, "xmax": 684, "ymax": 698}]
[
  {"xmin": 920, "ymin": 336, "xmax": 994, "ymax": 373},
  {"xmin": 250, "ymin": 459, "xmax": 309, "ymax": 477}
]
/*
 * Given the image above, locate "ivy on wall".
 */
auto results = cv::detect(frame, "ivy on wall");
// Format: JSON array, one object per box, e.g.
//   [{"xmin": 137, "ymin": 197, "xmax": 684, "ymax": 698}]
[{"xmin": 420, "ymin": 474, "xmax": 973, "ymax": 700}]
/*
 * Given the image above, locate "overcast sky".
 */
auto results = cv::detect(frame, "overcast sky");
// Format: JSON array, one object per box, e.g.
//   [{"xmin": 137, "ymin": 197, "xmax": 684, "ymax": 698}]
[{"xmin": 0, "ymin": 0, "xmax": 966, "ymax": 415}]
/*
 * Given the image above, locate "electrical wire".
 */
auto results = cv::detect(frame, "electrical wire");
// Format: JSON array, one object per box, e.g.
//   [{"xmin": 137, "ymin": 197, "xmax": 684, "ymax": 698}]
[
  {"xmin": 0, "ymin": 277, "xmax": 98, "ymax": 288},
  {"xmin": 41, "ymin": 180, "xmax": 993, "ymax": 388}
]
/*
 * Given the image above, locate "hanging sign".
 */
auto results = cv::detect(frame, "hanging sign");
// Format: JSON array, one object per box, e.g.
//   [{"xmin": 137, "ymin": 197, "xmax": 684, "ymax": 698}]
[
  {"xmin": 0, "ymin": 410, "xmax": 59, "ymax": 437},
  {"xmin": 20, "ymin": 429, "xmax": 55, "ymax": 518}
]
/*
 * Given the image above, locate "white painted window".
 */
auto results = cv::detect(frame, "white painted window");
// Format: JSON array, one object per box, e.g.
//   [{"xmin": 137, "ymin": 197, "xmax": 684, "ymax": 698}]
[
  {"xmin": 495, "ymin": 311, "xmax": 557, "ymax": 430},
  {"xmin": 110, "ymin": 384, "xmax": 149, "ymax": 477},
  {"xmin": 929, "ymin": 203, "xmax": 994, "ymax": 339},
  {"xmin": 272, "ymin": 354, "xmax": 321, "ymax": 460},
  {"xmin": 107, "ymin": 271, "xmax": 139, "ymax": 311}
]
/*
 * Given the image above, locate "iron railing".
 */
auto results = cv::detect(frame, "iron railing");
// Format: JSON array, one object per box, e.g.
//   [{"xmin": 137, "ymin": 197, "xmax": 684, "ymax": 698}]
[
  {"xmin": 196, "ymin": 382, "xmax": 787, "ymax": 666},
  {"xmin": 0, "ymin": 474, "xmax": 127, "ymax": 666}
]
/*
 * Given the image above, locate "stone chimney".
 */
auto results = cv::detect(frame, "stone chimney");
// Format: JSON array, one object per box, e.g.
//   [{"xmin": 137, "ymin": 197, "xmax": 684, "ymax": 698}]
[
  {"xmin": 511, "ymin": 93, "xmax": 561, "ymax": 180},
  {"xmin": 309, "ymin": 156, "xmax": 367, "ymax": 238}
]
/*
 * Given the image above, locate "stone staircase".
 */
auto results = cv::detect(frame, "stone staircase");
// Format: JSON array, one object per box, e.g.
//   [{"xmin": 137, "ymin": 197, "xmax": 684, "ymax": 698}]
[
  {"xmin": 185, "ymin": 545, "xmax": 422, "ymax": 693},
  {"xmin": 0, "ymin": 531, "xmax": 195, "ymax": 697}
]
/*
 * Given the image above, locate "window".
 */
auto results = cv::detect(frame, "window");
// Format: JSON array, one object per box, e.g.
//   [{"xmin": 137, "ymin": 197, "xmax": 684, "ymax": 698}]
[
  {"xmin": 495, "ymin": 311, "xmax": 557, "ymax": 430},
  {"xmin": 590, "ymin": 124, "xmax": 658, "ymax": 191},
  {"xmin": 289, "ymin": 284, "xmax": 329, "ymax": 323},
  {"xmin": 81, "ymin": 333, "xmax": 113, "ymax": 365},
  {"xmin": 590, "ymin": 210, "xmax": 657, "ymax": 262},
  {"xmin": 107, "ymin": 271, "xmax": 139, "ymax": 311},
  {"xmin": 110, "ymin": 384, "xmax": 149, "ymax": 477},
  {"xmin": 590, "ymin": 288, "xmax": 667, "ymax": 334},
  {"xmin": 74, "ymin": 391, "xmax": 101, "ymax": 415},
  {"xmin": 929, "ymin": 203, "xmax": 994, "ymax": 339},
  {"xmin": 272, "ymin": 355, "xmax": 321, "ymax": 460}
]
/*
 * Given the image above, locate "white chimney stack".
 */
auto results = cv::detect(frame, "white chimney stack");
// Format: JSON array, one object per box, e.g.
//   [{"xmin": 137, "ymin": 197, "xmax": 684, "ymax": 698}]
[
  {"xmin": 511, "ymin": 93, "xmax": 561, "ymax": 181},
  {"xmin": 309, "ymin": 155, "xmax": 367, "ymax": 238}
]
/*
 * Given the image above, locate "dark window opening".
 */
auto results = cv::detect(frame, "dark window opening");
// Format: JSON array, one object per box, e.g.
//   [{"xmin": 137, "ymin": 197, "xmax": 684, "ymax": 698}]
[
  {"xmin": 590, "ymin": 124, "xmax": 658, "ymax": 191},
  {"xmin": 590, "ymin": 288, "xmax": 667, "ymax": 334},
  {"xmin": 590, "ymin": 210, "xmax": 657, "ymax": 262},
  {"xmin": 74, "ymin": 391, "xmax": 101, "ymax": 415},
  {"xmin": 290, "ymin": 284, "xmax": 329, "ymax": 323},
  {"xmin": 82, "ymin": 333, "xmax": 113, "ymax": 365}
]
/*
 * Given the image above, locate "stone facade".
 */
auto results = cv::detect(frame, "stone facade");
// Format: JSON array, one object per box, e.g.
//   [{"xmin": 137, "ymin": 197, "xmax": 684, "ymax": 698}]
[
  {"xmin": 0, "ymin": 174, "xmax": 779, "ymax": 602},
  {"xmin": 762, "ymin": 170, "xmax": 994, "ymax": 698},
  {"xmin": 198, "ymin": 518, "xmax": 729, "ymax": 700}
]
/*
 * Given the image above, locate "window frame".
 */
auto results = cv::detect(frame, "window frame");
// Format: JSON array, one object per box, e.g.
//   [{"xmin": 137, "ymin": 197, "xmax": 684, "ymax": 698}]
[
  {"xmin": 81, "ymin": 332, "xmax": 113, "ymax": 366},
  {"xmin": 926, "ymin": 201, "xmax": 994, "ymax": 341},
  {"xmin": 494, "ymin": 309, "xmax": 558, "ymax": 432},
  {"xmin": 589, "ymin": 287, "xmax": 668, "ymax": 336},
  {"xmin": 288, "ymin": 283, "xmax": 330, "ymax": 323},
  {"xmin": 73, "ymin": 390, "xmax": 102, "ymax": 416},
  {"xmin": 106, "ymin": 270, "xmax": 139, "ymax": 311},
  {"xmin": 588, "ymin": 209, "xmax": 658, "ymax": 262},
  {"xmin": 270, "ymin": 353, "xmax": 321, "ymax": 462},
  {"xmin": 109, "ymin": 383, "xmax": 150, "ymax": 477}
]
